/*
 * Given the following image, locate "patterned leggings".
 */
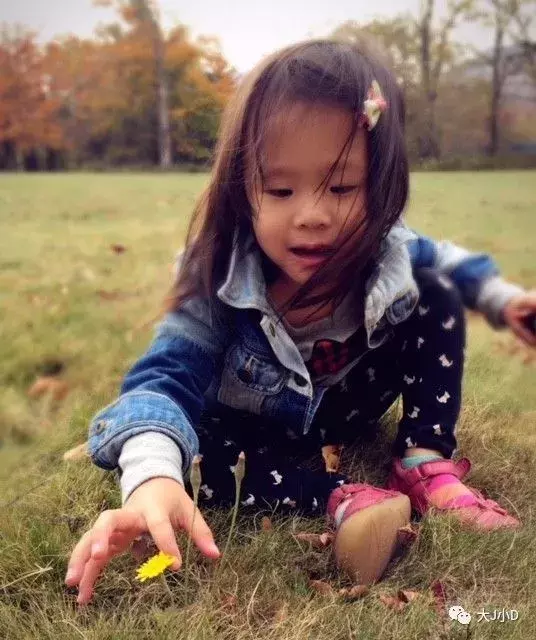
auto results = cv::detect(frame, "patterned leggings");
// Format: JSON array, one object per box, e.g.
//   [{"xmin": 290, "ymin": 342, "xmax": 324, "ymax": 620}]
[{"xmin": 187, "ymin": 269, "xmax": 466, "ymax": 515}]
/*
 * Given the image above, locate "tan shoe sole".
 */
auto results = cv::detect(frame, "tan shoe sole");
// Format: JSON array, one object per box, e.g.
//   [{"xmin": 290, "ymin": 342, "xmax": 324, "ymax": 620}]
[{"xmin": 333, "ymin": 494, "xmax": 411, "ymax": 584}]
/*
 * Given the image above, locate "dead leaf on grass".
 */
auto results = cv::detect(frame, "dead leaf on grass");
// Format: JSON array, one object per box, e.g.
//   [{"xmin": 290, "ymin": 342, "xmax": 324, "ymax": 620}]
[
  {"xmin": 431, "ymin": 579, "xmax": 448, "ymax": 617},
  {"xmin": 397, "ymin": 589, "xmax": 420, "ymax": 603},
  {"xmin": 338, "ymin": 584, "xmax": 369, "ymax": 600},
  {"xmin": 274, "ymin": 601, "xmax": 289, "ymax": 623},
  {"xmin": 321, "ymin": 444, "xmax": 344, "ymax": 473},
  {"xmin": 294, "ymin": 532, "xmax": 334, "ymax": 548},
  {"xmin": 309, "ymin": 579, "xmax": 335, "ymax": 595},
  {"xmin": 261, "ymin": 516, "xmax": 273, "ymax": 531},
  {"xmin": 63, "ymin": 442, "xmax": 89, "ymax": 461},
  {"xmin": 28, "ymin": 376, "xmax": 69, "ymax": 402},
  {"xmin": 379, "ymin": 592, "xmax": 407, "ymax": 612},
  {"xmin": 110, "ymin": 244, "xmax": 126, "ymax": 254},
  {"xmin": 96, "ymin": 289, "xmax": 123, "ymax": 301},
  {"xmin": 97, "ymin": 288, "xmax": 141, "ymax": 301},
  {"xmin": 396, "ymin": 523, "xmax": 420, "ymax": 547},
  {"xmin": 221, "ymin": 593, "xmax": 238, "ymax": 610}
]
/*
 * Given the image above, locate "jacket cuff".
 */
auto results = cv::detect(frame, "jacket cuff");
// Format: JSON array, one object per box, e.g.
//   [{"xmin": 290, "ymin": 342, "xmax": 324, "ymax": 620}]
[
  {"xmin": 118, "ymin": 432, "xmax": 184, "ymax": 505},
  {"xmin": 88, "ymin": 390, "xmax": 198, "ymax": 478},
  {"xmin": 476, "ymin": 276, "xmax": 525, "ymax": 328}
]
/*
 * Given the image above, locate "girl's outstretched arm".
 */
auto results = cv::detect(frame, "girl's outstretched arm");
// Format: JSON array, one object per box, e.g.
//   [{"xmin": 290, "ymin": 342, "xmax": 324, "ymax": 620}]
[{"xmin": 408, "ymin": 231, "xmax": 527, "ymax": 331}]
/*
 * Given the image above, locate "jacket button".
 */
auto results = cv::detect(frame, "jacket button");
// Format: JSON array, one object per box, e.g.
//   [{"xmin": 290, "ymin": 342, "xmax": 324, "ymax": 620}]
[
  {"xmin": 237, "ymin": 368, "xmax": 253, "ymax": 383},
  {"xmin": 294, "ymin": 373, "xmax": 308, "ymax": 387},
  {"xmin": 94, "ymin": 420, "xmax": 107, "ymax": 434}
]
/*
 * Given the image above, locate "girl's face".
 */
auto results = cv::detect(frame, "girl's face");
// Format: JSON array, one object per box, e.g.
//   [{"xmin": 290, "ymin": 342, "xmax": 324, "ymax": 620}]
[{"xmin": 248, "ymin": 101, "xmax": 368, "ymax": 301}]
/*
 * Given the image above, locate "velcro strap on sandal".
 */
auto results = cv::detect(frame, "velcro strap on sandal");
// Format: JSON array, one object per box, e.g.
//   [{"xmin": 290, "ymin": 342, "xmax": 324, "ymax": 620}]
[{"xmin": 404, "ymin": 457, "xmax": 471, "ymax": 489}]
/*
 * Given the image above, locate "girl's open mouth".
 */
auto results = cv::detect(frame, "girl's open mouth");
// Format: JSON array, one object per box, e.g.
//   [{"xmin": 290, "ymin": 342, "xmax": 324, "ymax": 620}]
[{"xmin": 289, "ymin": 247, "xmax": 331, "ymax": 267}]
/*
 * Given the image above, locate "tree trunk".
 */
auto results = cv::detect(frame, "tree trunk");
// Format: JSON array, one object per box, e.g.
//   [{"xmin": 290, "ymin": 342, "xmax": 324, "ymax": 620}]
[
  {"xmin": 489, "ymin": 19, "xmax": 504, "ymax": 156},
  {"xmin": 153, "ymin": 20, "xmax": 172, "ymax": 169},
  {"xmin": 418, "ymin": 0, "xmax": 441, "ymax": 159}
]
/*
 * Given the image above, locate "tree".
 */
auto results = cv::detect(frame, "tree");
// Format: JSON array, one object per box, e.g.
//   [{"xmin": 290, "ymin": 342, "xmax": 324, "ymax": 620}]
[
  {"xmin": 1, "ymin": 3, "xmax": 237, "ymax": 169},
  {"xmin": 331, "ymin": 17, "xmax": 424, "ymax": 159},
  {"xmin": 95, "ymin": 0, "xmax": 172, "ymax": 167},
  {"xmin": 332, "ymin": 4, "xmax": 478, "ymax": 160},
  {"xmin": 417, "ymin": 0, "xmax": 478, "ymax": 159},
  {"xmin": 0, "ymin": 25, "xmax": 65, "ymax": 169},
  {"xmin": 471, "ymin": 1, "xmax": 536, "ymax": 154}
]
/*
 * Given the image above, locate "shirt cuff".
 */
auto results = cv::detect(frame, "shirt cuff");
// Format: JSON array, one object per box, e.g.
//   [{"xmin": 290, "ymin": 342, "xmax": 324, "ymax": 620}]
[
  {"xmin": 476, "ymin": 276, "xmax": 525, "ymax": 328},
  {"xmin": 118, "ymin": 432, "xmax": 184, "ymax": 505}
]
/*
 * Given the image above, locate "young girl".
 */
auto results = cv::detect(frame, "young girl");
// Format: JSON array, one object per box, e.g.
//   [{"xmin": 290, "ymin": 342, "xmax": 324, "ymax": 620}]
[{"xmin": 66, "ymin": 38, "xmax": 536, "ymax": 605}]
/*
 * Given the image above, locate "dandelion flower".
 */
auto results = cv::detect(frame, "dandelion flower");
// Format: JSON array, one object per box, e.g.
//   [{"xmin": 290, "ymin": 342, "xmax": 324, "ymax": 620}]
[{"xmin": 135, "ymin": 551, "xmax": 176, "ymax": 582}]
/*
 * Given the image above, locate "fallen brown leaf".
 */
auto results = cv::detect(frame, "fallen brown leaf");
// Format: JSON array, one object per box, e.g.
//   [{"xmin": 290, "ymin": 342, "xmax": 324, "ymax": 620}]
[
  {"xmin": 97, "ymin": 288, "xmax": 141, "ymax": 301},
  {"xmin": 221, "ymin": 594, "xmax": 238, "ymax": 609},
  {"xmin": 338, "ymin": 584, "xmax": 369, "ymax": 600},
  {"xmin": 321, "ymin": 444, "xmax": 344, "ymax": 473},
  {"xmin": 319, "ymin": 532, "xmax": 334, "ymax": 546},
  {"xmin": 261, "ymin": 516, "xmax": 273, "ymax": 531},
  {"xmin": 110, "ymin": 244, "xmax": 126, "ymax": 254},
  {"xmin": 309, "ymin": 579, "xmax": 335, "ymax": 596},
  {"xmin": 431, "ymin": 579, "xmax": 448, "ymax": 617},
  {"xmin": 28, "ymin": 376, "xmax": 69, "ymax": 402},
  {"xmin": 396, "ymin": 523, "xmax": 419, "ymax": 547},
  {"xmin": 397, "ymin": 589, "xmax": 420, "ymax": 603},
  {"xmin": 523, "ymin": 352, "xmax": 536, "ymax": 365},
  {"xmin": 63, "ymin": 442, "xmax": 89, "ymax": 461},
  {"xmin": 379, "ymin": 593, "xmax": 406, "ymax": 612},
  {"xmin": 274, "ymin": 601, "xmax": 289, "ymax": 623},
  {"xmin": 294, "ymin": 532, "xmax": 333, "ymax": 548},
  {"xmin": 96, "ymin": 289, "xmax": 123, "ymax": 301}
]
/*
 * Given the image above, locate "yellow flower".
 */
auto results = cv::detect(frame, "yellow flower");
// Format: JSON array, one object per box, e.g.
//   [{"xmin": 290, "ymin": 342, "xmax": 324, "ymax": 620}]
[{"xmin": 135, "ymin": 551, "xmax": 176, "ymax": 582}]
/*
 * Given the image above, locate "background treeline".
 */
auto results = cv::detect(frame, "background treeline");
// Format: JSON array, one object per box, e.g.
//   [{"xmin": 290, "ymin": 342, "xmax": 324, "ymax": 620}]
[{"xmin": 1, "ymin": 0, "xmax": 535, "ymax": 171}]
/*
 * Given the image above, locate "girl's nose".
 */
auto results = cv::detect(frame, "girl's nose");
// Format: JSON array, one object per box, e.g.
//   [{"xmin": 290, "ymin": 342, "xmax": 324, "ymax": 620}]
[{"xmin": 293, "ymin": 194, "xmax": 332, "ymax": 228}]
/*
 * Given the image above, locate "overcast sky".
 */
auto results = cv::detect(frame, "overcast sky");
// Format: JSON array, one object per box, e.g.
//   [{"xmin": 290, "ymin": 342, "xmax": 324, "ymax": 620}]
[{"xmin": 1, "ymin": 0, "xmax": 495, "ymax": 73}]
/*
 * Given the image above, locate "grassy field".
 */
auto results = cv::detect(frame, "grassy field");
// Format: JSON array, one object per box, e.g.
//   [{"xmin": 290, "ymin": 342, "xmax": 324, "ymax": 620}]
[{"xmin": 0, "ymin": 171, "xmax": 535, "ymax": 639}]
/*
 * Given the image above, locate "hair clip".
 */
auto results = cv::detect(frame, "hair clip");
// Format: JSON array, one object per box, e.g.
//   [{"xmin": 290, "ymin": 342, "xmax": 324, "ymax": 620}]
[{"xmin": 360, "ymin": 80, "xmax": 387, "ymax": 130}]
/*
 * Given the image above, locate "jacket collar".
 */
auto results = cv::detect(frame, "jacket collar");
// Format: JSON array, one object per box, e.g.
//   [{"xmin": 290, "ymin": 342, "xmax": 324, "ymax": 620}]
[{"xmin": 216, "ymin": 222, "xmax": 419, "ymax": 341}]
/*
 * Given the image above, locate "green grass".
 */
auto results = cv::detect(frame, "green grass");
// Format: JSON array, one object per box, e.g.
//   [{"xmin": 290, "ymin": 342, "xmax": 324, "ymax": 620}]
[{"xmin": 0, "ymin": 171, "xmax": 535, "ymax": 639}]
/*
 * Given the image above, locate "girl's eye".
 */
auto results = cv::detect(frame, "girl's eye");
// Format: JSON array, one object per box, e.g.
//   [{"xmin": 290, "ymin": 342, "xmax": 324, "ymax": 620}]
[
  {"xmin": 331, "ymin": 185, "xmax": 358, "ymax": 195},
  {"xmin": 265, "ymin": 185, "xmax": 358, "ymax": 199},
  {"xmin": 266, "ymin": 189, "xmax": 292, "ymax": 198}
]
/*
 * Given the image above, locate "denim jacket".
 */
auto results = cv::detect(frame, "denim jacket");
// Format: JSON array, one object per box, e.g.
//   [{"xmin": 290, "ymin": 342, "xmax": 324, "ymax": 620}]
[{"xmin": 88, "ymin": 221, "xmax": 523, "ymax": 480}]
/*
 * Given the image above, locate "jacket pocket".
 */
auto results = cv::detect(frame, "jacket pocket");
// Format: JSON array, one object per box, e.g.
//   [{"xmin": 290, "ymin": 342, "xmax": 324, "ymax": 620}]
[{"xmin": 217, "ymin": 343, "xmax": 286, "ymax": 415}]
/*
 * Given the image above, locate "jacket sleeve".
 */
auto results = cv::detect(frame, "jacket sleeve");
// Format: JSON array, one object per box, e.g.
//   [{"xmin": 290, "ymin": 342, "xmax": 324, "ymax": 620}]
[
  {"xmin": 87, "ymin": 294, "xmax": 232, "ymax": 479},
  {"xmin": 408, "ymin": 232, "xmax": 525, "ymax": 328}
]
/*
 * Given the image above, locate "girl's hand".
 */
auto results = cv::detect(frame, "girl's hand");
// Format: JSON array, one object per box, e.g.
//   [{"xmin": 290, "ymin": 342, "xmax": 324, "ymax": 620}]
[
  {"xmin": 64, "ymin": 477, "xmax": 220, "ymax": 605},
  {"xmin": 503, "ymin": 291, "xmax": 536, "ymax": 348}
]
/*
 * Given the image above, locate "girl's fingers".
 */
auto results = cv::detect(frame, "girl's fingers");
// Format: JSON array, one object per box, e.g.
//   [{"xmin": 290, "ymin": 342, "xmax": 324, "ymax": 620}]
[
  {"xmin": 178, "ymin": 500, "xmax": 220, "ymax": 559},
  {"xmin": 145, "ymin": 511, "xmax": 183, "ymax": 570},
  {"xmin": 76, "ymin": 556, "xmax": 109, "ymax": 605},
  {"xmin": 65, "ymin": 510, "xmax": 145, "ymax": 586},
  {"xmin": 90, "ymin": 510, "xmax": 145, "ymax": 560},
  {"xmin": 108, "ymin": 531, "xmax": 134, "ymax": 553},
  {"xmin": 512, "ymin": 318, "xmax": 536, "ymax": 347},
  {"xmin": 65, "ymin": 530, "xmax": 93, "ymax": 586}
]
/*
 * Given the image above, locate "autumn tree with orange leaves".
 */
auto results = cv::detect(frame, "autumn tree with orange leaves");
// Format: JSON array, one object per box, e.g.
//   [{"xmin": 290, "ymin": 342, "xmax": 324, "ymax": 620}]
[{"xmin": 0, "ymin": 1, "xmax": 236, "ymax": 170}]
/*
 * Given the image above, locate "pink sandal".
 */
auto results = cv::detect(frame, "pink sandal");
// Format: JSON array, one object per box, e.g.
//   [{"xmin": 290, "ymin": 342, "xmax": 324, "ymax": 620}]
[
  {"xmin": 326, "ymin": 483, "xmax": 411, "ymax": 584},
  {"xmin": 386, "ymin": 457, "xmax": 521, "ymax": 531}
]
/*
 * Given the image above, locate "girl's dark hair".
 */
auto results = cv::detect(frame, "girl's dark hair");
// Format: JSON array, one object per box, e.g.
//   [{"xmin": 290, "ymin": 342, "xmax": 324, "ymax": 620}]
[{"xmin": 161, "ymin": 36, "xmax": 409, "ymax": 324}]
